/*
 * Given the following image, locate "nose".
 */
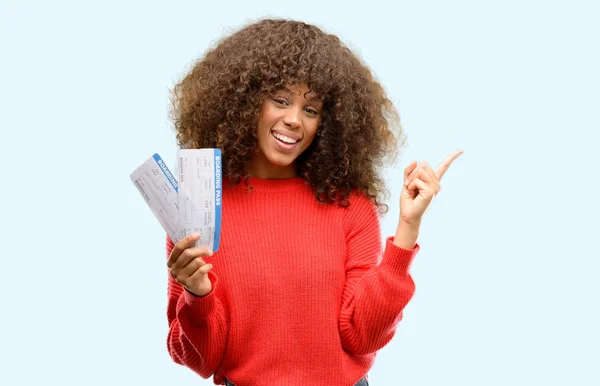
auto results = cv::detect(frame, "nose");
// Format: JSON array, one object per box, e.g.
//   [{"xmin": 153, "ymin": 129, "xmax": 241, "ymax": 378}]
[{"xmin": 282, "ymin": 107, "xmax": 301, "ymax": 129}]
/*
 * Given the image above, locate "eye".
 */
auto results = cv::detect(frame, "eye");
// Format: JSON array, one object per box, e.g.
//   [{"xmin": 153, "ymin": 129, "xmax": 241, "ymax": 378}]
[
  {"xmin": 305, "ymin": 107, "xmax": 319, "ymax": 116},
  {"xmin": 272, "ymin": 97, "xmax": 288, "ymax": 106}
]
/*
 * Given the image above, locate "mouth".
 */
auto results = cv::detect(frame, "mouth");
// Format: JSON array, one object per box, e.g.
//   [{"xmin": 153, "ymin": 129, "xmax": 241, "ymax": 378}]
[{"xmin": 270, "ymin": 130, "xmax": 301, "ymax": 147}]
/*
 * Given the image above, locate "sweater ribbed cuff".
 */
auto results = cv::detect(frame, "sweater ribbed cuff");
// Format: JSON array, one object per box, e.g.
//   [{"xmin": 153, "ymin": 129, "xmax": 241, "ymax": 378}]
[
  {"xmin": 380, "ymin": 236, "xmax": 420, "ymax": 275},
  {"xmin": 181, "ymin": 271, "xmax": 219, "ymax": 320}
]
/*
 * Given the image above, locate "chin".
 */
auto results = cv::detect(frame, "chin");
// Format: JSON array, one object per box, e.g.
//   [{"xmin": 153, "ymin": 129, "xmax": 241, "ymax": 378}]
[{"xmin": 265, "ymin": 152, "xmax": 296, "ymax": 167}]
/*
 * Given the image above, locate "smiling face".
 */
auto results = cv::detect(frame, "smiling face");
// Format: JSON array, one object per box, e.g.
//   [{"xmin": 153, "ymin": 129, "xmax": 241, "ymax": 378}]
[{"xmin": 248, "ymin": 83, "xmax": 323, "ymax": 179}]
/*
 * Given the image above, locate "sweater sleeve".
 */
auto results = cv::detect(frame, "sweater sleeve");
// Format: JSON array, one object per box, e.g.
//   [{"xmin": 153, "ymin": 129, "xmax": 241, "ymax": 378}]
[
  {"xmin": 338, "ymin": 196, "xmax": 420, "ymax": 355},
  {"xmin": 165, "ymin": 236, "xmax": 229, "ymax": 378}
]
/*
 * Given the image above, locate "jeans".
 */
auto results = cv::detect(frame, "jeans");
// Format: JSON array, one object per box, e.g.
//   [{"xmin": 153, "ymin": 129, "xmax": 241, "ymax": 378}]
[{"xmin": 224, "ymin": 376, "xmax": 369, "ymax": 385}]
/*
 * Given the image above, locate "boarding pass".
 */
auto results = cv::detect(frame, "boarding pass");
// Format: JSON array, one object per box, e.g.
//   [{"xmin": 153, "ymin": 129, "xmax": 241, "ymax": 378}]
[{"xmin": 130, "ymin": 149, "xmax": 222, "ymax": 252}]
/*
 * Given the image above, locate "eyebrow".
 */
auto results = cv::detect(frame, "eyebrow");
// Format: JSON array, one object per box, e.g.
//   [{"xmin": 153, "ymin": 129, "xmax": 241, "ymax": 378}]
[{"xmin": 283, "ymin": 87, "xmax": 323, "ymax": 102}]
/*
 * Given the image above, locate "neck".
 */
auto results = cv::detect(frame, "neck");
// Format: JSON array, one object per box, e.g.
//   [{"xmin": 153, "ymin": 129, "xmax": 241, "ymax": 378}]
[{"xmin": 248, "ymin": 153, "xmax": 298, "ymax": 179}]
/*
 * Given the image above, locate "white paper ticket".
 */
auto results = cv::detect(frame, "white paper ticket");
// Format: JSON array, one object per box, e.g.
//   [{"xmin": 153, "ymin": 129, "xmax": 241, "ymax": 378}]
[
  {"xmin": 176, "ymin": 149, "xmax": 222, "ymax": 252},
  {"xmin": 130, "ymin": 153, "xmax": 180, "ymax": 243}
]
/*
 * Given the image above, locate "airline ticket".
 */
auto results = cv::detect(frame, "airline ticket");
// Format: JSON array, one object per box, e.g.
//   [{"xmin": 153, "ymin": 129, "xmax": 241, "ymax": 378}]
[
  {"xmin": 130, "ymin": 150, "xmax": 222, "ymax": 252},
  {"xmin": 176, "ymin": 149, "xmax": 222, "ymax": 252}
]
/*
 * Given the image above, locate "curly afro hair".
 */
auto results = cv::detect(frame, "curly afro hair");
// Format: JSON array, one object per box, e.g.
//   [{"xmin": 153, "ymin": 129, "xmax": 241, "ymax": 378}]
[{"xmin": 169, "ymin": 18, "xmax": 406, "ymax": 212}]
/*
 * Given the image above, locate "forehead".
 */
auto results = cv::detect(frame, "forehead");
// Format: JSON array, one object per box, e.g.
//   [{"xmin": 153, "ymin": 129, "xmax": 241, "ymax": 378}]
[{"xmin": 278, "ymin": 83, "xmax": 322, "ymax": 102}]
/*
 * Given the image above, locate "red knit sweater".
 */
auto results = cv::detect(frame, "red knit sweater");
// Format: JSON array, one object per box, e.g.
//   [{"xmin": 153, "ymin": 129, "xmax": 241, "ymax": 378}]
[{"xmin": 166, "ymin": 177, "xmax": 420, "ymax": 386}]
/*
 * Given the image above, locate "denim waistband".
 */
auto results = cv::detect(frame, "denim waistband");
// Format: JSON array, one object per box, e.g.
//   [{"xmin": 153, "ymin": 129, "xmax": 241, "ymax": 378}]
[{"xmin": 224, "ymin": 376, "xmax": 368, "ymax": 386}]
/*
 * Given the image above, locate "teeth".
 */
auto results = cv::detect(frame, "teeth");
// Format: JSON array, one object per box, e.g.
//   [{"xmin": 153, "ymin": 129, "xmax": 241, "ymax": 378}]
[{"xmin": 272, "ymin": 132, "xmax": 298, "ymax": 144}]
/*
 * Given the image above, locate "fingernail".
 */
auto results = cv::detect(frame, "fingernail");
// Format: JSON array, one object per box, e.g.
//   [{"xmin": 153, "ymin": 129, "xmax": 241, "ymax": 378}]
[{"xmin": 193, "ymin": 233, "xmax": 200, "ymax": 239}]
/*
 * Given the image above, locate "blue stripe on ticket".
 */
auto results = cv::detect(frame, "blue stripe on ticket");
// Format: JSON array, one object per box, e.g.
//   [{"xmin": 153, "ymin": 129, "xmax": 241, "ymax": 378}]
[
  {"xmin": 213, "ymin": 149, "xmax": 222, "ymax": 251},
  {"xmin": 153, "ymin": 153, "xmax": 179, "ymax": 193}
]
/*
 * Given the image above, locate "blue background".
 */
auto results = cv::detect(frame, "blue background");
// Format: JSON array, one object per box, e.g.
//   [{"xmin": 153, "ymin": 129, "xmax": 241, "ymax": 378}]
[{"xmin": 1, "ymin": 0, "xmax": 599, "ymax": 385}]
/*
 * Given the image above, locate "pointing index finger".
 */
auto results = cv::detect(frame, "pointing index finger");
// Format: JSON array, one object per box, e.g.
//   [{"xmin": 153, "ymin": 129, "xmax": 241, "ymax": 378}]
[{"xmin": 434, "ymin": 150, "xmax": 464, "ymax": 180}]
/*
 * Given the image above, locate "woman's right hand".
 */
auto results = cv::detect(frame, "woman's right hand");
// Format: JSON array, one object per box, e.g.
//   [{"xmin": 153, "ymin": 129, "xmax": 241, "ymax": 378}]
[{"xmin": 168, "ymin": 233, "xmax": 214, "ymax": 297}]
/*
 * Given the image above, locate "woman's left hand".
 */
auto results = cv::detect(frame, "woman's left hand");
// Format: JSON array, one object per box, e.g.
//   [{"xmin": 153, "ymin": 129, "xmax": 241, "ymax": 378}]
[{"xmin": 400, "ymin": 150, "xmax": 463, "ymax": 226}]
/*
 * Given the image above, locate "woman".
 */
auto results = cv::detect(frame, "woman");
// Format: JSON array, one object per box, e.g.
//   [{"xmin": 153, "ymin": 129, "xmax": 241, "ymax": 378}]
[{"xmin": 165, "ymin": 19, "xmax": 462, "ymax": 386}]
